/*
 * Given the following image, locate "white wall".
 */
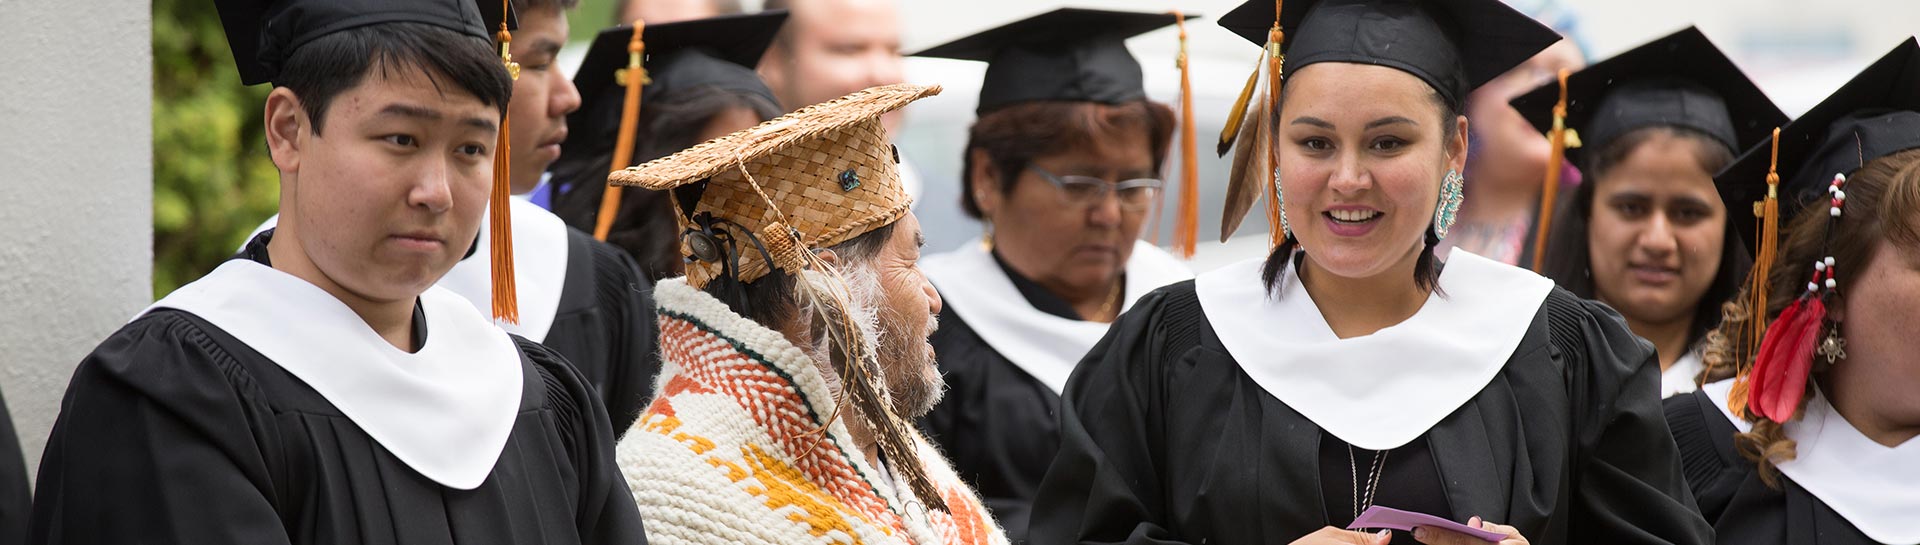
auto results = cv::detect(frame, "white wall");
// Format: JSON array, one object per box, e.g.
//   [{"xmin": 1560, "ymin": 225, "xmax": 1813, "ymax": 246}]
[{"xmin": 0, "ymin": 0, "xmax": 154, "ymax": 479}]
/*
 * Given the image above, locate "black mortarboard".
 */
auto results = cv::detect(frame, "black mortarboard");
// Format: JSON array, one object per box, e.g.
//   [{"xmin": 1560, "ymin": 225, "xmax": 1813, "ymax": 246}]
[
  {"xmin": 1716, "ymin": 38, "xmax": 1920, "ymax": 252},
  {"xmin": 217, "ymin": 0, "xmax": 515, "ymax": 86},
  {"xmin": 1510, "ymin": 27, "xmax": 1785, "ymax": 169},
  {"xmin": 563, "ymin": 13, "xmax": 787, "ymax": 243},
  {"xmin": 913, "ymin": 8, "xmax": 1191, "ymax": 115},
  {"xmin": 572, "ymin": 11, "xmax": 786, "ymax": 123},
  {"xmin": 564, "ymin": 12, "xmax": 786, "ymax": 175},
  {"xmin": 1218, "ymin": 0, "xmax": 1560, "ymax": 109}
]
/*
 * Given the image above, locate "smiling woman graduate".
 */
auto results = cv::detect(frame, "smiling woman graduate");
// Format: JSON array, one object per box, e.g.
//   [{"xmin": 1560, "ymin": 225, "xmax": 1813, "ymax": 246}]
[{"xmin": 1025, "ymin": 1, "xmax": 1715, "ymax": 544}]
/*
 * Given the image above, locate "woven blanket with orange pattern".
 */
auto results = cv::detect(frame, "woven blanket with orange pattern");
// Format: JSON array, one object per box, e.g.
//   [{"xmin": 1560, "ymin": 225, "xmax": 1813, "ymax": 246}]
[{"xmin": 615, "ymin": 278, "xmax": 1007, "ymax": 545}]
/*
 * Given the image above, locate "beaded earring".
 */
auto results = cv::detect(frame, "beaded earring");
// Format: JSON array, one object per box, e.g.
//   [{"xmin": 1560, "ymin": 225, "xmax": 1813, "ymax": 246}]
[{"xmin": 1432, "ymin": 169, "xmax": 1465, "ymax": 238}]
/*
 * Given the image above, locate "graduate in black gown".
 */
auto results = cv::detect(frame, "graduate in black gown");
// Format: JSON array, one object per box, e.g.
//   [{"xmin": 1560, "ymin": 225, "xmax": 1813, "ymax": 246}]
[
  {"xmin": 1513, "ymin": 27, "xmax": 1782, "ymax": 398},
  {"xmin": 246, "ymin": 0, "xmax": 661, "ymax": 434},
  {"xmin": 1665, "ymin": 37, "xmax": 1920, "ymax": 545},
  {"xmin": 0, "ymin": 392, "xmax": 28, "ymax": 545},
  {"xmin": 1028, "ymin": 1, "xmax": 1714, "ymax": 544},
  {"xmin": 907, "ymin": 10, "xmax": 1195, "ymax": 542},
  {"xmin": 547, "ymin": 13, "xmax": 787, "ymax": 281},
  {"xmin": 28, "ymin": 1, "xmax": 647, "ymax": 542}
]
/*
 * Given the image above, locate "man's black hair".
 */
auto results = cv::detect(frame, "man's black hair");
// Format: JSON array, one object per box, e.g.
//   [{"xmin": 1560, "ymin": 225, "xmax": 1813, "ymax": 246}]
[{"xmin": 274, "ymin": 22, "xmax": 514, "ymax": 134}]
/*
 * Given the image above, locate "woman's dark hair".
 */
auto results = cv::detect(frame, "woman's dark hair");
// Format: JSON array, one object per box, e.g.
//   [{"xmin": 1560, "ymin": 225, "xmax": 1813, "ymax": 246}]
[
  {"xmin": 276, "ymin": 22, "xmax": 513, "ymax": 134},
  {"xmin": 1541, "ymin": 125, "xmax": 1747, "ymax": 350},
  {"xmin": 550, "ymin": 86, "xmax": 783, "ymax": 279},
  {"xmin": 1260, "ymin": 88, "xmax": 1462, "ymax": 294},
  {"xmin": 1698, "ymin": 147, "xmax": 1920, "ymax": 485},
  {"xmin": 959, "ymin": 99, "xmax": 1177, "ymax": 219}
]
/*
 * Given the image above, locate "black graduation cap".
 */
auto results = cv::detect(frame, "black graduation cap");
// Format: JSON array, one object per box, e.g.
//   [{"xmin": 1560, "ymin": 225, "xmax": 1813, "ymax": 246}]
[
  {"xmin": 1217, "ymin": 0, "xmax": 1561, "ymax": 109},
  {"xmin": 572, "ymin": 11, "xmax": 786, "ymax": 121},
  {"xmin": 564, "ymin": 12, "xmax": 786, "ymax": 169},
  {"xmin": 913, "ymin": 8, "xmax": 1192, "ymax": 115},
  {"xmin": 217, "ymin": 0, "xmax": 514, "ymax": 86},
  {"xmin": 1510, "ymin": 27, "xmax": 1785, "ymax": 169},
  {"xmin": 1716, "ymin": 37, "xmax": 1920, "ymax": 253}
]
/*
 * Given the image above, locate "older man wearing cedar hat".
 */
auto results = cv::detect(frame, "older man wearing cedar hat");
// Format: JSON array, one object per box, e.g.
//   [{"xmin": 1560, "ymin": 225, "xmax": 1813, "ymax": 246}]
[{"xmin": 611, "ymin": 83, "xmax": 1006, "ymax": 545}]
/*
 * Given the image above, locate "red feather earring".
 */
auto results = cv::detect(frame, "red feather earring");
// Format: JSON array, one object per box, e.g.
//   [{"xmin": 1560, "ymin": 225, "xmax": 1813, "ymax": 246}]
[{"xmin": 1746, "ymin": 173, "xmax": 1849, "ymax": 423}]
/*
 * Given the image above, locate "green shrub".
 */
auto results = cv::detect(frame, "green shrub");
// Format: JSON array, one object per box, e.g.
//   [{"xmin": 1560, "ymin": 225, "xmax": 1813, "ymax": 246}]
[{"xmin": 152, "ymin": 0, "xmax": 280, "ymax": 296}]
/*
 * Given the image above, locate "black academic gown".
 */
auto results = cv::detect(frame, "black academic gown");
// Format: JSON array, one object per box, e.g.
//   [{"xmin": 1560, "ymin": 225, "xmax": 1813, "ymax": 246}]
[
  {"xmin": 919, "ymin": 257, "xmax": 1082, "ymax": 544},
  {"xmin": 546, "ymin": 226, "xmax": 662, "ymax": 434},
  {"xmin": 0, "ymin": 390, "xmax": 30, "ymax": 545},
  {"xmin": 1665, "ymin": 391, "xmax": 1880, "ymax": 544},
  {"xmin": 28, "ymin": 240, "xmax": 648, "ymax": 545},
  {"xmin": 1028, "ymin": 282, "xmax": 1714, "ymax": 545}
]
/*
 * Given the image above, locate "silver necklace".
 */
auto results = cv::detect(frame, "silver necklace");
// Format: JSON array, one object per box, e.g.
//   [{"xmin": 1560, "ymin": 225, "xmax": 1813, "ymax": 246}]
[{"xmin": 1348, "ymin": 444, "xmax": 1390, "ymax": 521}]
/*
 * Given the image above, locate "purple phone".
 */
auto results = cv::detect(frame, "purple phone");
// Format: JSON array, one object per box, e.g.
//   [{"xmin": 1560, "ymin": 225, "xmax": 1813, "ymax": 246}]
[{"xmin": 1345, "ymin": 506, "xmax": 1509, "ymax": 542}]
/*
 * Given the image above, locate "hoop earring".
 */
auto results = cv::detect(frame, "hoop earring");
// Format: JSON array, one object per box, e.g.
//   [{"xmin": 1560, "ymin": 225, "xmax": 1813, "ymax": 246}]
[{"xmin": 1432, "ymin": 169, "xmax": 1465, "ymax": 239}]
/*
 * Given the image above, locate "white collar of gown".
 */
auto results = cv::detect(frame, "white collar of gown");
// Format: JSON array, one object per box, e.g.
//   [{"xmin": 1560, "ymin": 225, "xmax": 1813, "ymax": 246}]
[
  {"xmin": 1703, "ymin": 379, "xmax": 1920, "ymax": 544},
  {"xmin": 920, "ymin": 239, "xmax": 1193, "ymax": 394},
  {"xmin": 1194, "ymin": 249, "xmax": 1554, "ymax": 450},
  {"xmin": 145, "ymin": 259, "xmax": 524, "ymax": 490},
  {"xmin": 1661, "ymin": 348, "xmax": 1705, "ymax": 398},
  {"xmin": 249, "ymin": 195, "xmax": 570, "ymax": 341}
]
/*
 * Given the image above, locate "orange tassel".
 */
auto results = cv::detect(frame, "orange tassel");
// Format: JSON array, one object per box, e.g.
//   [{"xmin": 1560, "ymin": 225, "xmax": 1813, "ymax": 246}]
[
  {"xmin": 1735, "ymin": 128, "xmax": 1789, "ymax": 408},
  {"xmin": 489, "ymin": 14, "xmax": 520, "ymax": 324},
  {"xmin": 1530, "ymin": 68, "xmax": 1572, "ymax": 272},
  {"xmin": 594, "ymin": 20, "xmax": 647, "ymax": 242},
  {"xmin": 1262, "ymin": 9, "xmax": 1285, "ymax": 251},
  {"xmin": 1732, "ymin": 127, "xmax": 1783, "ymax": 419},
  {"xmin": 1752, "ymin": 129, "xmax": 1783, "ymax": 351},
  {"xmin": 1170, "ymin": 13, "xmax": 1199, "ymax": 258}
]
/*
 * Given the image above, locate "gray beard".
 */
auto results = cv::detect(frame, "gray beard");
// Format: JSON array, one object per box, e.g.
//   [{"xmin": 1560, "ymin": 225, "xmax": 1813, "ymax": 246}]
[{"xmin": 801, "ymin": 265, "xmax": 946, "ymax": 421}]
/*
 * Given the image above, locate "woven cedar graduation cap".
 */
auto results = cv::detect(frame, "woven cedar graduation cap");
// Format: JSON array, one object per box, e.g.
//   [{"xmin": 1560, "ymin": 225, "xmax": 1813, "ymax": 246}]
[
  {"xmin": 915, "ymin": 8, "xmax": 1209, "ymax": 257},
  {"xmin": 1509, "ymin": 27, "xmax": 1786, "ymax": 271},
  {"xmin": 568, "ymin": 12, "xmax": 788, "ymax": 240},
  {"xmin": 217, "ymin": 0, "xmax": 528, "ymax": 322},
  {"xmin": 1214, "ymin": 0, "xmax": 1561, "ymax": 247},
  {"xmin": 607, "ymin": 84, "xmax": 940, "ymax": 290},
  {"xmin": 1712, "ymin": 38, "xmax": 1920, "ymax": 425}
]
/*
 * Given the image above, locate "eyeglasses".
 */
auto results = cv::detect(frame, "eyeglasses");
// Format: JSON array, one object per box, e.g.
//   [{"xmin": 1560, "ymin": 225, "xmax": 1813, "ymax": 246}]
[{"xmin": 1028, "ymin": 166, "xmax": 1163, "ymax": 210}]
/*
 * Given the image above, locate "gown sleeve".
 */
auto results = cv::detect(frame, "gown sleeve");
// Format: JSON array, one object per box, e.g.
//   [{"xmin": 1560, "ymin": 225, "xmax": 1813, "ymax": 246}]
[
  {"xmin": 1663, "ymin": 390, "xmax": 1747, "ymax": 523},
  {"xmin": 516, "ymin": 336, "xmax": 651, "ymax": 545},
  {"xmin": 1545, "ymin": 292, "xmax": 1715, "ymax": 545},
  {"xmin": 28, "ymin": 312, "xmax": 292, "ymax": 545},
  {"xmin": 586, "ymin": 236, "xmax": 661, "ymax": 435},
  {"xmin": 1029, "ymin": 286, "xmax": 1203, "ymax": 545}
]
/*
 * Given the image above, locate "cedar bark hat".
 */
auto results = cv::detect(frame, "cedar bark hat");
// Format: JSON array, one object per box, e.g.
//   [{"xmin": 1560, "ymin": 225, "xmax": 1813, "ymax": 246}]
[{"xmin": 608, "ymin": 83, "xmax": 940, "ymax": 288}]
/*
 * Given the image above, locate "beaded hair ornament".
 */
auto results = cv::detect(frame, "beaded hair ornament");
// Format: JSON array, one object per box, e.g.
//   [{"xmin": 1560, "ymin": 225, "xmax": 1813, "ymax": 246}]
[{"xmin": 1742, "ymin": 169, "xmax": 1851, "ymax": 424}]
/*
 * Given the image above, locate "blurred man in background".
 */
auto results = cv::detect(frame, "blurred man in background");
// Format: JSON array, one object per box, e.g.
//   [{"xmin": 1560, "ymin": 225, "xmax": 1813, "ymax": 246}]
[
  {"xmin": 614, "ymin": 0, "xmax": 738, "ymax": 25},
  {"xmin": 758, "ymin": 0, "xmax": 921, "ymax": 201}
]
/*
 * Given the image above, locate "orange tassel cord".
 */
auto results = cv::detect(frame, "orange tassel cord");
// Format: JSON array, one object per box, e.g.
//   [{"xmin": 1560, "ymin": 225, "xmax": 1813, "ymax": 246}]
[
  {"xmin": 1530, "ymin": 68, "xmax": 1572, "ymax": 272},
  {"xmin": 489, "ymin": 3, "xmax": 521, "ymax": 324},
  {"xmin": 594, "ymin": 20, "xmax": 648, "ymax": 241}
]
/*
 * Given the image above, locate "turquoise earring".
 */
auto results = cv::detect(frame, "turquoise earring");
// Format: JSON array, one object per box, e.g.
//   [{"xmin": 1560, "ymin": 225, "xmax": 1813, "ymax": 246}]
[{"xmin": 1432, "ymin": 169, "xmax": 1465, "ymax": 239}]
